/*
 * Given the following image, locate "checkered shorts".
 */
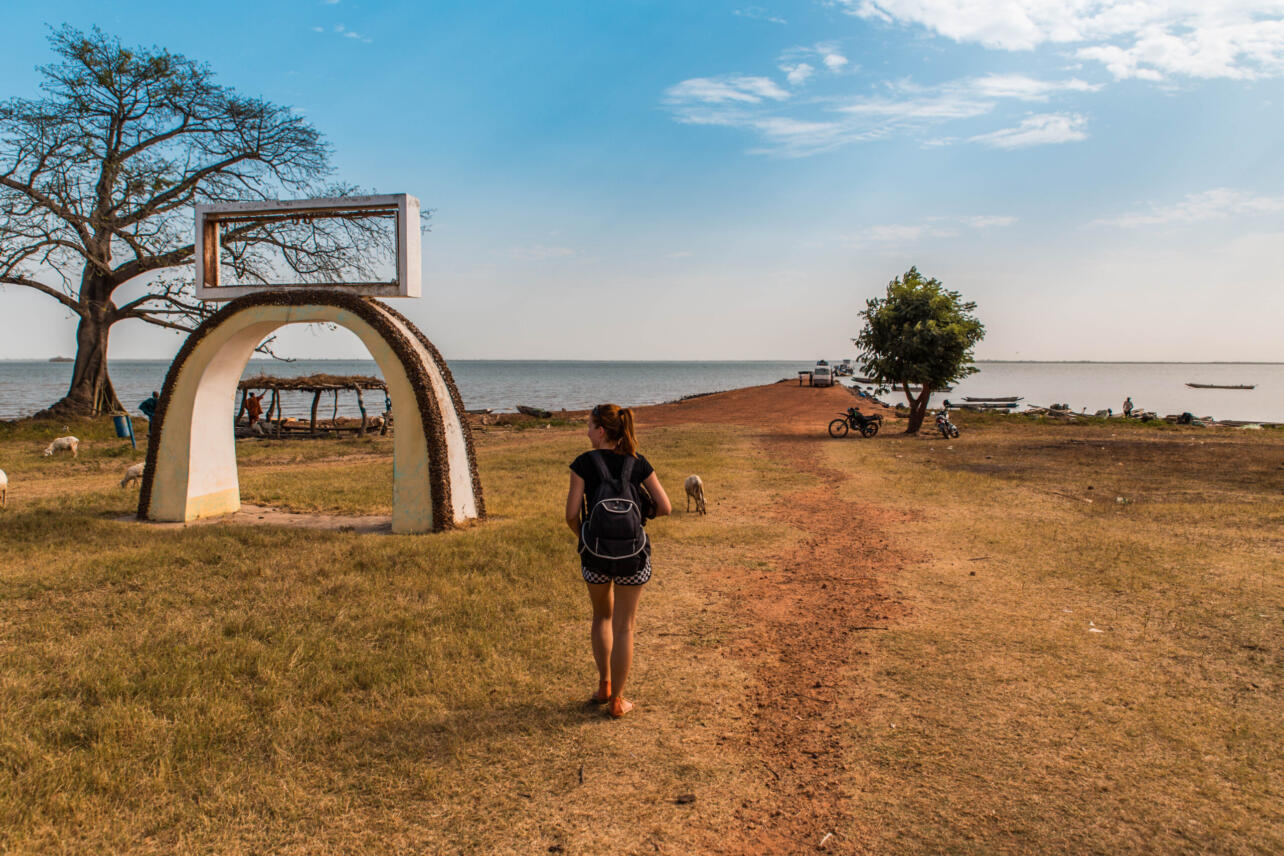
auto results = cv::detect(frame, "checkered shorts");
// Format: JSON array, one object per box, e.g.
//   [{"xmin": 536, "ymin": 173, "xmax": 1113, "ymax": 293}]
[{"xmin": 582, "ymin": 556, "xmax": 652, "ymax": 586}]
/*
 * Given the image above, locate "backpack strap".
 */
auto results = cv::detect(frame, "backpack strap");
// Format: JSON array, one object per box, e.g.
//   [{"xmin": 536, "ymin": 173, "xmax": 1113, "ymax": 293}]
[
  {"xmin": 619, "ymin": 454, "xmax": 635, "ymax": 484},
  {"xmin": 589, "ymin": 450, "xmax": 612, "ymax": 481}
]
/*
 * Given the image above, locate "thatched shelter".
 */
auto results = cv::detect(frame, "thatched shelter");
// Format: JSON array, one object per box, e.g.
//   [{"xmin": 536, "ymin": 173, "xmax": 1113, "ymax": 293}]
[{"xmin": 236, "ymin": 373, "xmax": 389, "ymax": 437}]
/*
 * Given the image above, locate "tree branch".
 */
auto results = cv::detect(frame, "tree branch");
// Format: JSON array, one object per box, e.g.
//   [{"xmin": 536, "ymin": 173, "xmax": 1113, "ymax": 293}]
[
  {"xmin": 0, "ymin": 175, "xmax": 94, "ymax": 250},
  {"xmin": 0, "ymin": 274, "xmax": 85, "ymax": 314}
]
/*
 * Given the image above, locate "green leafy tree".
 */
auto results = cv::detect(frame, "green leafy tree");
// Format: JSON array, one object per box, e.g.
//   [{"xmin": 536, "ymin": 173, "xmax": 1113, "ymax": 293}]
[
  {"xmin": 854, "ymin": 267, "xmax": 985, "ymax": 434},
  {"xmin": 0, "ymin": 27, "xmax": 386, "ymax": 416}
]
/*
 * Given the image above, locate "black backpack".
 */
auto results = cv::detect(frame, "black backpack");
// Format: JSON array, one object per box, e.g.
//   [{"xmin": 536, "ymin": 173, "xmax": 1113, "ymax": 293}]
[{"xmin": 579, "ymin": 451, "xmax": 649, "ymax": 562}]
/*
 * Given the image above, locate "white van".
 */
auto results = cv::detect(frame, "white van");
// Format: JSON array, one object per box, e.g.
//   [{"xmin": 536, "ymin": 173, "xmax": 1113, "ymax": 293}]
[{"xmin": 812, "ymin": 363, "xmax": 834, "ymax": 387}]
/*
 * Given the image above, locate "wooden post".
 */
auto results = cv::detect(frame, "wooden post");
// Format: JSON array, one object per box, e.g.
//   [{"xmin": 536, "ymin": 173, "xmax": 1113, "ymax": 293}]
[
  {"xmin": 235, "ymin": 388, "xmax": 247, "ymax": 425},
  {"xmin": 355, "ymin": 387, "xmax": 368, "ymax": 437},
  {"xmin": 271, "ymin": 388, "xmax": 281, "ymax": 437},
  {"xmin": 331, "ymin": 388, "xmax": 339, "ymax": 429},
  {"xmin": 310, "ymin": 390, "xmax": 321, "ymax": 437}
]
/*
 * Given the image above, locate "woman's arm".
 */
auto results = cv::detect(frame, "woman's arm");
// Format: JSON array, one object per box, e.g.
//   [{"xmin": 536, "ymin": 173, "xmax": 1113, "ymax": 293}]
[
  {"xmin": 565, "ymin": 472, "xmax": 586, "ymax": 535},
  {"xmin": 642, "ymin": 471, "xmax": 672, "ymax": 517}
]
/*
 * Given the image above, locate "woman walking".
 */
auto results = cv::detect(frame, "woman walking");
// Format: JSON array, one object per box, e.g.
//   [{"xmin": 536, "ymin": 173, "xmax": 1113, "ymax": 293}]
[{"xmin": 565, "ymin": 404, "xmax": 671, "ymax": 718}]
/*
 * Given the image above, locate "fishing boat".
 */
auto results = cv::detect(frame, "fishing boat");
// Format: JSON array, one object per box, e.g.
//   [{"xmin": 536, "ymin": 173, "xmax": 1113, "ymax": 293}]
[
  {"xmin": 851, "ymin": 379, "xmax": 952, "ymax": 393},
  {"xmin": 958, "ymin": 402, "xmax": 1017, "ymax": 411},
  {"xmin": 1185, "ymin": 382, "xmax": 1255, "ymax": 390},
  {"xmin": 962, "ymin": 396, "xmax": 1023, "ymax": 403}
]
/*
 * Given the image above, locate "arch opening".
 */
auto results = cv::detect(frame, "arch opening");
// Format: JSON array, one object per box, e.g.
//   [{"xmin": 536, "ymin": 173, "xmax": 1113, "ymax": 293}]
[{"xmin": 138, "ymin": 292, "xmax": 483, "ymax": 534}]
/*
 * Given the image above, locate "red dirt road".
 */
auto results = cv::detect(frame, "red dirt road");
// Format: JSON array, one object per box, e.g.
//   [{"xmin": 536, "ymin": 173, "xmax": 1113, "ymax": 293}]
[
  {"xmin": 637, "ymin": 379, "xmax": 895, "ymax": 433},
  {"xmin": 638, "ymin": 383, "xmax": 910, "ymax": 854}
]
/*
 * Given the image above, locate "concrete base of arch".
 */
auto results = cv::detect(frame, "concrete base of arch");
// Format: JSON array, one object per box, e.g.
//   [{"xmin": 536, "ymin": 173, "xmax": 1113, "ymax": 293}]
[{"xmin": 137, "ymin": 291, "xmax": 484, "ymax": 533}]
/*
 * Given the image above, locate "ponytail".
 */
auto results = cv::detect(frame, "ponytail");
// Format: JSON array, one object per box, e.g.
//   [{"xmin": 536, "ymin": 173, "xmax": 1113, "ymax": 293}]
[
  {"xmin": 616, "ymin": 407, "xmax": 638, "ymax": 457},
  {"xmin": 591, "ymin": 403, "xmax": 640, "ymax": 457}
]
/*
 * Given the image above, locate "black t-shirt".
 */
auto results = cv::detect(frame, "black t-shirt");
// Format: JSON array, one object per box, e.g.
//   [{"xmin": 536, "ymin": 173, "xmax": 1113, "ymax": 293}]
[
  {"xmin": 570, "ymin": 450, "xmax": 654, "ymax": 504},
  {"xmin": 571, "ymin": 450, "xmax": 656, "ymax": 573}
]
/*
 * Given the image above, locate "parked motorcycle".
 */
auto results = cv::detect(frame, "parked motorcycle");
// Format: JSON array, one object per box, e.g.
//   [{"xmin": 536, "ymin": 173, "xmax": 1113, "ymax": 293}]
[
  {"xmin": 829, "ymin": 407, "xmax": 882, "ymax": 438},
  {"xmin": 935, "ymin": 409, "xmax": 960, "ymax": 439}
]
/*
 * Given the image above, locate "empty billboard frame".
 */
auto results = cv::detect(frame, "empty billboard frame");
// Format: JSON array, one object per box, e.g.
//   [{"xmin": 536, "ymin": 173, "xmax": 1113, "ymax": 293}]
[{"xmin": 194, "ymin": 194, "xmax": 421, "ymax": 300}]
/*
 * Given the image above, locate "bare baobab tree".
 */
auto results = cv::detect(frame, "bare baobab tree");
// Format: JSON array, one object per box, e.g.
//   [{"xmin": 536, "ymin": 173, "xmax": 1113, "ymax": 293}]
[{"xmin": 0, "ymin": 26, "xmax": 394, "ymax": 416}]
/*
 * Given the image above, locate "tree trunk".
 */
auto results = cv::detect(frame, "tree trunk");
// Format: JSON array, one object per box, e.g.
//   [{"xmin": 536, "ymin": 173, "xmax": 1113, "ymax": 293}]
[
  {"xmin": 45, "ymin": 308, "xmax": 122, "ymax": 417},
  {"xmin": 904, "ymin": 385, "xmax": 933, "ymax": 434}
]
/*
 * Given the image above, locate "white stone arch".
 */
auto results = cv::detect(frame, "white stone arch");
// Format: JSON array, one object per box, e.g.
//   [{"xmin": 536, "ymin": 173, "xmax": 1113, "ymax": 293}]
[{"xmin": 138, "ymin": 292, "xmax": 483, "ymax": 533}]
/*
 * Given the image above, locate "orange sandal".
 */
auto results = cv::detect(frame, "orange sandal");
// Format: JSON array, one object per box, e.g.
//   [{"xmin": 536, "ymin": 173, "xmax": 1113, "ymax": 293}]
[
  {"xmin": 590, "ymin": 680, "xmax": 611, "ymax": 704},
  {"xmin": 608, "ymin": 696, "xmax": 634, "ymax": 718}
]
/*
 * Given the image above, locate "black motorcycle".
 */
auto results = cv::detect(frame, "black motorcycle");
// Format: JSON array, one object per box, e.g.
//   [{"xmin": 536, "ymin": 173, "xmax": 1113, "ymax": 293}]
[
  {"xmin": 829, "ymin": 407, "xmax": 882, "ymax": 438},
  {"xmin": 934, "ymin": 409, "xmax": 960, "ymax": 438}
]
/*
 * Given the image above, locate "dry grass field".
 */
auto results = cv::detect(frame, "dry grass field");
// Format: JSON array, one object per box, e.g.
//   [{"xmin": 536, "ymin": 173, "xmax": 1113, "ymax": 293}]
[{"xmin": 0, "ymin": 387, "xmax": 1280, "ymax": 854}]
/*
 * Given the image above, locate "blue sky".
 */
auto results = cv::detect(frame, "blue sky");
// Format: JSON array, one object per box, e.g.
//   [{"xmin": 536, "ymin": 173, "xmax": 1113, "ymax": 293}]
[{"xmin": 2, "ymin": 0, "xmax": 1283, "ymax": 361}]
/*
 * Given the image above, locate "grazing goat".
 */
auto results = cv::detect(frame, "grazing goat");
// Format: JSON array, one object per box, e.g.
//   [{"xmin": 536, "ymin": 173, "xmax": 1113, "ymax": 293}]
[
  {"xmin": 43, "ymin": 436, "xmax": 79, "ymax": 458},
  {"xmin": 0, "ymin": 468, "xmax": 7, "ymax": 508},
  {"xmin": 120, "ymin": 462, "xmax": 145, "ymax": 488},
  {"xmin": 684, "ymin": 474, "xmax": 707, "ymax": 515}
]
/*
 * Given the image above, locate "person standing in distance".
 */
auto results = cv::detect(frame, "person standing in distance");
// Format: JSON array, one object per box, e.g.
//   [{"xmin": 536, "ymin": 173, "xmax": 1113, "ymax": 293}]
[
  {"xmin": 565, "ymin": 404, "xmax": 671, "ymax": 718},
  {"xmin": 139, "ymin": 391, "xmax": 159, "ymax": 422}
]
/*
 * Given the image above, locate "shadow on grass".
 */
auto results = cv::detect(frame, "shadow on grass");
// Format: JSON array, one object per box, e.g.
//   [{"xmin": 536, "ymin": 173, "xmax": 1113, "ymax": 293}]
[{"xmin": 341, "ymin": 697, "xmax": 613, "ymax": 768}]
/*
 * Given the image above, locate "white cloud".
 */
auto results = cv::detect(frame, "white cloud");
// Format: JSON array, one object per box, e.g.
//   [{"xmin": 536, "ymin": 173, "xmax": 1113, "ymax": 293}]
[
  {"xmin": 837, "ymin": 92, "xmax": 994, "ymax": 121},
  {"xmin": 734, "ymin": 6, "xmax": 787, "ymax": 24},
  {"xmin": 781, "ymin": 62, "xmax": 815, "ymax": 85},
  {"xmin": 863, "ymin": 223, "xmax": 957, "ymax": 242},
  {"xmin": 745, "ymin": 116, "xmax": 853, "ymax": 155},
  {"xmin": 665, "ymin": 75, "xmax": 791, "ymax": 104},
  {"xmin": 965, "ymin": 73, "xmax": 1101, "ymax": 100},
  {"xmin": 962, "ymin": 215, "xmax": 1018, "ymax": 228},
  {"xmin": 509, "ymin": 245, "xmax": 577, "ymax": 261},
  {"xmin": 780, "ymin": 42, "xmax": 855, "ymax": 78},
  {"xmin": 968, "ymin": 112, "xmax": 1088, "ymax": 148},
  {"xmin": 1093, "ymin": 188, "xmax": 1284, "ymax": 227},
  {"xmin": 849, "ymin": 213, "xmax": 1015, "ymax": 244},
  {"xmin": 839, "ymin": 1, "xmax": 1284, "ymax": 80},
  {"xmin": 324, "ymin": 23, "xmax": 371, "ymax": 42},
  {"xmin": 664, "ymin": 68, "xmax": 1100, "ymax": 155}
]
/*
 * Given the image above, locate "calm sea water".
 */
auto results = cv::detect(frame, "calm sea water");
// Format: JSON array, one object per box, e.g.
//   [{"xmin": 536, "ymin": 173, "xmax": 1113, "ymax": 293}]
[{"xmin": 1, "ymin": 360, "xmax": 1281, "ymax": 423}]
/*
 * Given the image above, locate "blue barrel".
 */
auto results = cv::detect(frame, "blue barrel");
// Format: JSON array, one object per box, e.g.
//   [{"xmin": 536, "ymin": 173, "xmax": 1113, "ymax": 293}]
[{"xmin": 113, "ymin": 414, "xmax": 131, "ymax": 438}]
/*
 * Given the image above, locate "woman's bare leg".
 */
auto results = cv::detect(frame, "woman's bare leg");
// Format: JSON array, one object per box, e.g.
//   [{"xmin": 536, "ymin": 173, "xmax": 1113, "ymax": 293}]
[
  {"xmin": 586, "ymin": 582, "xmax": 614, "ymax": 685},
  {"xmin": 609, "ymin": 583, "xmax": 644, "ymax": 700}
]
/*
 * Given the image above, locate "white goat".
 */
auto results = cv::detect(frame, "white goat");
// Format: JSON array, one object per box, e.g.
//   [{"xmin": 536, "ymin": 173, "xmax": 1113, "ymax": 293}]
[
  {"xmin": 684, "ymin": 474, "xmax": 707, "ymax": 515},
  {"xmin": 43, "ymin": 436, "xmax": 79, "ymax": 458},
  {"xmin": 0, "ymin": 468, "xmax": 7, "ymax": 508},
  {"xmin": 120, "ymin": 462, "xmax": 145, "ymax": 488}
]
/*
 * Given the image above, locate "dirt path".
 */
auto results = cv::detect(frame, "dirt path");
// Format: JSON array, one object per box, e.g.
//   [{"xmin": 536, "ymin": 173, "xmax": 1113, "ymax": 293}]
[
  {"xmin": 122, "ymin": 503, "xmax": 392, "ymax": 533},
  {"xmin": 709, "ymin": 433, "xmax": 910, "ymax": 854},
  {"xmin": 638, "ymin": 383, "xmax": 910, "ymax": 853}
]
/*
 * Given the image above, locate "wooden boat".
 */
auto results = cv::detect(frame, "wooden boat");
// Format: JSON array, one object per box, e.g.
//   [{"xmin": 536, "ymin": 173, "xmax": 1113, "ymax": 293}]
[
  {"xmin": 1185, "ymin": 382, "xmax": 1255, "ymax": 390},
  {"xmin": 958, "ymin": 402, "xmax": 1017, "ymax": 410},
  {"xmin": 962, "ymin": 396, "xmax": 1023, "ymax": 403},
  {"xmin": 851, "ymin": 379, "xmax": 952, "ymax": 393}
]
